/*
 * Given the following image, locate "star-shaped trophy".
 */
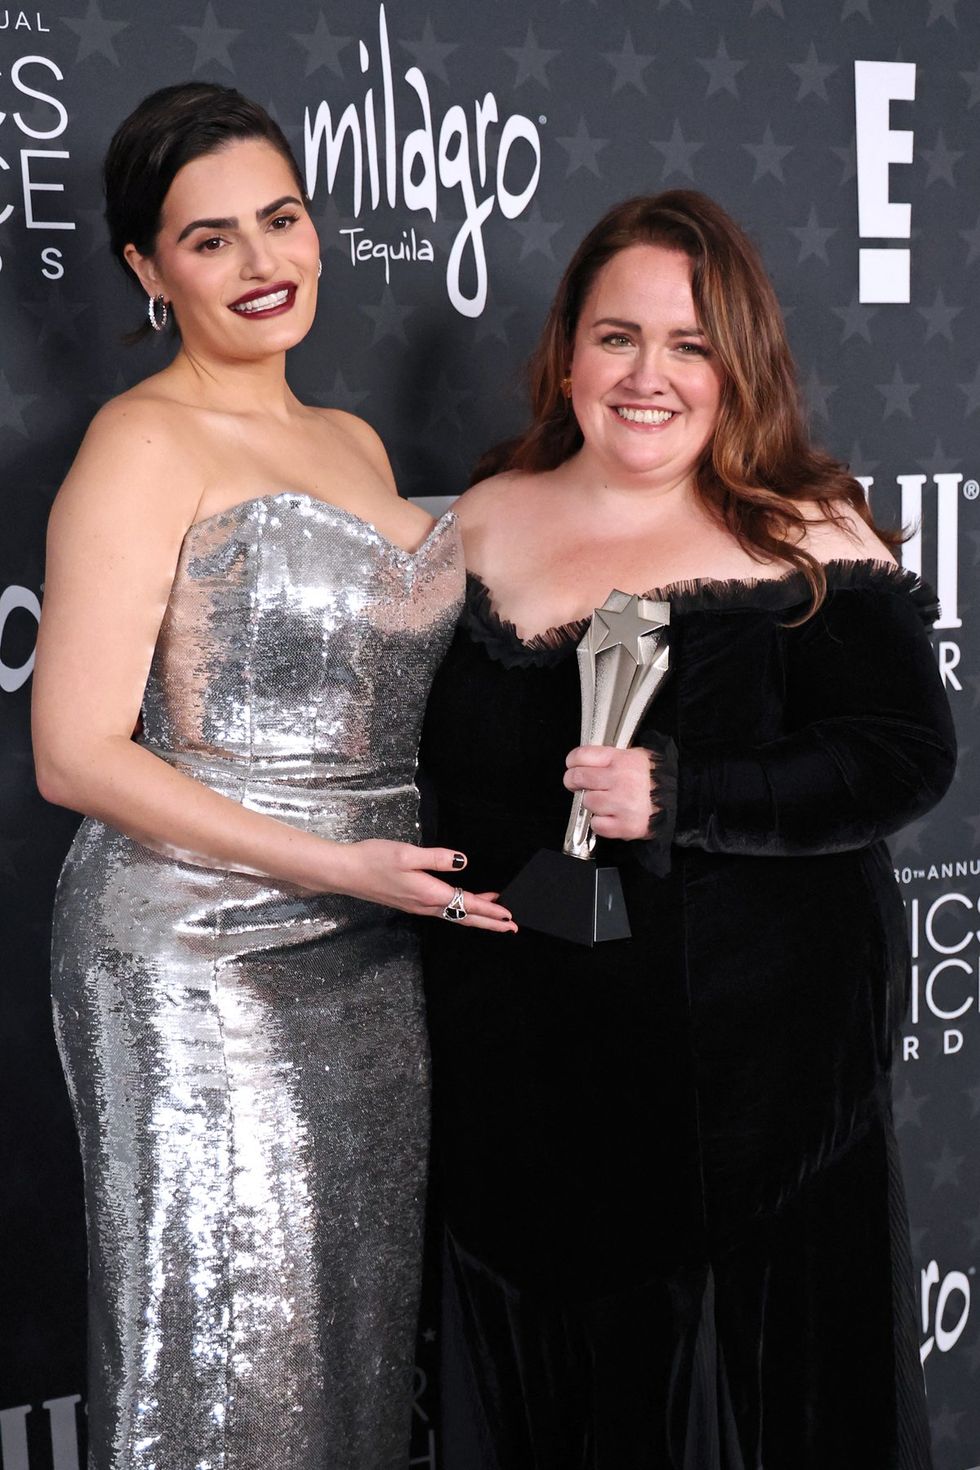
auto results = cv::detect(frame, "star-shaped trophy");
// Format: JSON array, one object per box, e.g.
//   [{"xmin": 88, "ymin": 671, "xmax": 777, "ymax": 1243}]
[{"xmin": 500, "ymin": 590, "xmax": 670, "ymax": 946}]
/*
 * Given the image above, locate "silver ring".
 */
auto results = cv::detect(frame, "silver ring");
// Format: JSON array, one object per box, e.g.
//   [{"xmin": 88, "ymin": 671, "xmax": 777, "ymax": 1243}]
[{"xmin": 442, "ymin": 887, "xmax": 467, "ymax": 922}]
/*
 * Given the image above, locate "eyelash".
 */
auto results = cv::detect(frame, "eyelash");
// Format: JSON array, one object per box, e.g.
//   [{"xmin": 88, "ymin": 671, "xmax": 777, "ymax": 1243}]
[
  {"xmin": 193, "ymin": 214, "xmax": 299, "ymax": 253},
  {"xmin": 599, "ymin": 333, "xmax": 710, "ymax": 357}
]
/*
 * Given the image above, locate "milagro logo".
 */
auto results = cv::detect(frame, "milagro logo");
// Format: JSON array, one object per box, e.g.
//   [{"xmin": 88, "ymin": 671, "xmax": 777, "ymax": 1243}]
[
  {"xmin": 860, "ymin": 469, "xmax": 975, "ymax": 692},
  {"xmin": 303, "ymin": 3, "xmax": 542, "ymax": 318},
  {"xmin": 920, "ymin": 1258, "xmax": 972, "ymax": 1366},
  {"xmin": 0, "ymin": 46, "xmax": 73, "ymax": 278}
]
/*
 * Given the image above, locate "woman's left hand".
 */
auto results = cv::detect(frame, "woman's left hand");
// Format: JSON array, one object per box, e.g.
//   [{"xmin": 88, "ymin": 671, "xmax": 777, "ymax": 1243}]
[{"xmin": 563, "ymin": 745, "xmax": 657, "ymax": 841}]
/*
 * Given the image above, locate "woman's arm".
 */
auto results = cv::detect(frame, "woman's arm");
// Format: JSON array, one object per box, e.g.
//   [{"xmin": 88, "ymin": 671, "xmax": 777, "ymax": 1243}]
[
  {"xmin": 565, "ymin": 587, "xmax": 955, "ymax": 860},
  {"xmin": 32, "ymin": 401, "xmax": 513, "ymax": 928},
  {"xmin": 672, "ymin": 587, "xmax": 956, "ymax": 856}
]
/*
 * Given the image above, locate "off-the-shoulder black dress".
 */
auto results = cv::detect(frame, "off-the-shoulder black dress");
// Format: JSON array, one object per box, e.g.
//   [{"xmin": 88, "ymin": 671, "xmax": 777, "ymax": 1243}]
[{"xmin": 420, "ymin": 562, "xmax": 956, "ymax": 1470}]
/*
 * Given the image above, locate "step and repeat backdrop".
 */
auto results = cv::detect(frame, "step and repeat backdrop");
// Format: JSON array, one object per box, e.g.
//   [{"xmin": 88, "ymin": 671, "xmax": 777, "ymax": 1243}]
[{"xmin": 1, "ymin": 0, "xmax": 978, "ymax": 1465}]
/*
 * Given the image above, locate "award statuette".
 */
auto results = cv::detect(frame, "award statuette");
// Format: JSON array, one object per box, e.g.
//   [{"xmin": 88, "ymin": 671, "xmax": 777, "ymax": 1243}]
[{"xmin": 499, "ymin": 591, "xmax": 670, "ymax": 947}]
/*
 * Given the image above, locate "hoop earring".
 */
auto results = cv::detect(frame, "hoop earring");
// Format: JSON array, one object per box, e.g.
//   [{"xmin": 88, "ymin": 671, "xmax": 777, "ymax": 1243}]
[
  {"xmin": 148, "ymin": 294, "xmax": 168, "ymax": 332},
  {"xmin": 560, "ymin": 375, "xmax": 572, "ymax": 399}
]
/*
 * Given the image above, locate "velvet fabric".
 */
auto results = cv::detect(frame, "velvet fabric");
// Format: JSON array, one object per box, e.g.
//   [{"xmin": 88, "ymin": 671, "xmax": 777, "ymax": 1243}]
[{"xmin": 420, "ymin": 562, "xmax": 956, "ymax": 1470}]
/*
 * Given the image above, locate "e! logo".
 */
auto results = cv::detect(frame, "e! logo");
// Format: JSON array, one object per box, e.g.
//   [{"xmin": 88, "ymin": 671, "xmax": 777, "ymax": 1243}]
[{"xmin": 854, "ymin": 60, "xmax": 916, "ymax": 303}]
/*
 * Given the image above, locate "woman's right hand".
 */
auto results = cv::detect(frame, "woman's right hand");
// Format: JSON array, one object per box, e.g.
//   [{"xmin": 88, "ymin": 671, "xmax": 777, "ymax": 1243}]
[{"xmin": 335, "ymin": 840, "xmax": 517, "ymax": 932}]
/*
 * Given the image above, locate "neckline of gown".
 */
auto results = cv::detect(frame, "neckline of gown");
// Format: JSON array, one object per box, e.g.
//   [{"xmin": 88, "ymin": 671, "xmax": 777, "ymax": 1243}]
[
  {"xmin": 182, "ymin": 489, "xmax": 457, "ymax": 562},
  {"xmin": 464, "ymin": 559, "xmax": 938, "ymax": 669}
]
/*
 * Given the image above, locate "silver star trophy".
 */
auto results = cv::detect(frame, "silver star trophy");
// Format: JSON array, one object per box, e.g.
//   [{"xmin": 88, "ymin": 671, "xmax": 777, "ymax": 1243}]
[{"xmin": 500, "ymin": 591, "xmax": 670, "ymax": 946}]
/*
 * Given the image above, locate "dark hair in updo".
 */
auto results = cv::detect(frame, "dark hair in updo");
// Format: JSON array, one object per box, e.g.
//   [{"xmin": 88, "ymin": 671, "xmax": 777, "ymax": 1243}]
[{"xmin": 103, "ymin": 81, "xmax": 306, "ymax": 340}]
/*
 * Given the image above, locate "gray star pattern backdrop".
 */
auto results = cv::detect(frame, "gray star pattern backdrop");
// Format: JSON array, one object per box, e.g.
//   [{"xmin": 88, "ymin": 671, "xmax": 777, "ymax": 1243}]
[{"xmin": 1, "ymin": 0, "xmax": 978, "ymax": 1464}]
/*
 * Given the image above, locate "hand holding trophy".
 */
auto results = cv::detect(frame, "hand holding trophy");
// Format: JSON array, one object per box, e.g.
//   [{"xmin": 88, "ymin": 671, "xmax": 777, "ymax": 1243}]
[{"xmin": 500, "ymin": 591, "xmax": 670, "ymax": 945}]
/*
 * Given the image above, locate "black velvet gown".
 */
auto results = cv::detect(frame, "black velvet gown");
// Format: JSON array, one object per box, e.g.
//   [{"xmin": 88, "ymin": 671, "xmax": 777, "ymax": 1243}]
[{"xmin": 420, "ymin": 560, "xmax": 956, "ymax": 1470}]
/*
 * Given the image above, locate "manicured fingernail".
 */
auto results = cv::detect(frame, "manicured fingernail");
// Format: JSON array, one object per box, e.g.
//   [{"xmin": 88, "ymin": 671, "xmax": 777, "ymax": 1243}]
[{"xmin": 452, "ymin": 853, "xmax": 466, "ymax": 869}]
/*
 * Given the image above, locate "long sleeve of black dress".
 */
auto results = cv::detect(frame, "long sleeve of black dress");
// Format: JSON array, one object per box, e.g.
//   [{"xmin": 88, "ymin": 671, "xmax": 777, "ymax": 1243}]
[{"xmin": 657, "ymin": 579, "xmax": 957, "ymax": 857}]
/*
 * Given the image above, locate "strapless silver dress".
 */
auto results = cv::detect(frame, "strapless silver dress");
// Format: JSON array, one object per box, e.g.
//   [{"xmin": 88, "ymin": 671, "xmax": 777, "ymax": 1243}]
[{"xmin": 51, "ymin": 492, "xmax": 463, "ymax": 1470}]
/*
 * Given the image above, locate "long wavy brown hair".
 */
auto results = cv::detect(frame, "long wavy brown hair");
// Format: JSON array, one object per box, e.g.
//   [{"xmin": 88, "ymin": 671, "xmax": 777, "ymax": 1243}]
[{"xmin": 473, "ymin": 190, "xmax": 898, "ymax": 612}]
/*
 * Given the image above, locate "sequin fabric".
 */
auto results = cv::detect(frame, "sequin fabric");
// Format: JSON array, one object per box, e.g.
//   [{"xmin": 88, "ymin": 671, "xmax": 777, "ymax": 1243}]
[{"xmin": 51, "ymin": 493, "xmax": 463, "ymax": 1470}]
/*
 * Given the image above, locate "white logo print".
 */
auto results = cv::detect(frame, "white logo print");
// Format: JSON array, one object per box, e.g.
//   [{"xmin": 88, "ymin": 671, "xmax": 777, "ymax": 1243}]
[
  {"xmin": 854, "ymin": 60, "xmax": 915, "ymax": 304},
  {"xmin": 303, "ymin": 4, "xmax": 542, "ymax": 317}
]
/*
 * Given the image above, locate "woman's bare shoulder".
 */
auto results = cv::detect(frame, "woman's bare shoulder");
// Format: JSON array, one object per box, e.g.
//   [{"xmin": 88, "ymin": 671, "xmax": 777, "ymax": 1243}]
[
  {"xmin": 453, "ymin": 470, "xmax": 539, "ymax": 528},
  {"xmin": 792, "ymin": 497, "xmax": 897, "ymax": 566},
  {"xmin": 53, "ymin": 385, "xmax": 201, "ymax": 530}
]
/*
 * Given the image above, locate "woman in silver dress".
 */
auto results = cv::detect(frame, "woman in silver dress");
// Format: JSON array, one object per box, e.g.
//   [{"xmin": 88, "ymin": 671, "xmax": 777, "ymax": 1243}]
[{"xmin": 31, "ymin": 82, "xmax": 513, "ymax": 1470}]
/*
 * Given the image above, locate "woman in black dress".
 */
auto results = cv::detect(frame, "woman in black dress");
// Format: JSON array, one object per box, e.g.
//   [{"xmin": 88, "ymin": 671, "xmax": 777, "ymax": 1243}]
[{"xmin": 421, "ymin": 191, "xmax": 955, "ymax": 1468}]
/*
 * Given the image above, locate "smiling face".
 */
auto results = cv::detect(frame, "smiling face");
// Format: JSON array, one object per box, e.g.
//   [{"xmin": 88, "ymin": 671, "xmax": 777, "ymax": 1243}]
[
  {"xmin": 124, "ymin": 137, "xmax": 320, "ymax": 362},
  {"xmin": 568, "ymin": 242, "xmax": 725, "ymax": 490}
]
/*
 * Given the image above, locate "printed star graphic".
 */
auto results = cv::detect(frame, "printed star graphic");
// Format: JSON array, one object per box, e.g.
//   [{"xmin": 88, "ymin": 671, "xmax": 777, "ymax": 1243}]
[
  {"xmin": 23, "ymin": 295, "xmax": 89, "ymax": 348},
  {"xmin": 876, "ymin": 365, "xmax": 919, "ymax": 418},
  {"xmin": 831, "ymin": 140, "xmax": 857, "ymax": 185},
  {"xmin": 789, "ymin": 44, "xmax": 837, "ymax": 101},
  {"xmin": 652, "ymin": 120, "xmax": 704, "ymax": 181},
  {"xmin": 290, "ymin": 14, "xmax": 351, "ymax": 77},
  {"xmin": 960, "ymin": 60, "xmax": 980, "ymax": 106},
  {"xmin": 963, "ymin": 679, "xmax": 980, "ymax": 712},
  {"xmin": 603, "ymin": 31, "xmax": 655, "ymax": 94},
  {"xmin": 960, "ymin": 213, "xmax": 980, "ymax": 265},
  {"xmin": 892, "ymin": 1080, "xmax": 929, "ymax": 1128},
  {"xmin": 917, "ymin": 288, "xmax": 961, "ymax": 342},
  {"xmin": 593, "ymin": 598, "xmax": 666, "ymax": 662},
  {"xmin": 841, "ymin": 0, "xmax": 873, "ymax": 18},
  {"xmin": 400, "ymin": 20, "xmax": 458, "ymax": 86},
  {"xmin": 697, "ymin": 38, "xmax": 747, "ymax": 98},
  {"xmin": 922, "ymin": 130, "xmax": 963, "ymax": 186},
  {"xmin": 62, "ymin": 0, "xmax": 129, "ymax": 65},
  {"xmin": 930, "ymin": 1403, "xmax": 965, "ymax": 1445},
  {"xmin": 957, "ymin": 363, "xmax": 980, "ymax": 415},
  {"xmin": 928, "ymin": 0, "xmax": 959, "ymax": 24},
  {"xmin": 556, "ymin": 117, "xmax": 609, "ymax": 177},
  {"xmin": 75, "ymin": 207, "xmax": 109, "ymax": 261},
  {"xmin": 743, "ymin": 125, "xmax": 793, "ymax": 183},
  {"xmin": 925, "ymin": 1142, "xmax": 964, "ymax": 1189},
  {"xmin": 965, "ymin": 1080, "xmax": 980, "ymax": 1118},
  {"xmin": 846, "ymin": 442, "xmax": 879, "ymax": 478},
  {"xmin": 360, "ymin": 287, "xmax": 416, "ymax": 348},
  {"xmin": 504, "ymin": 24, "xmax": 560, "ymax": 88},
  {"xmin": 474, "ymin": 300, "xmax": 519, "ymax": 345},
  {"xmin": 789, "ymin": 206, "xmax": 836, "ymax": 264},
  {"xmin": 309, "ymin": 193, "xmax": 356, "ymax": 259},
  {"xmin": 751, "ymin": 0, "xmax": 785, "ymax": 15},
  {"xmin": 916, "ymin": 440, "xmax": 960, "ymax": 476},
  {"xmin": 832, "ymin": 292, "xmax": 878, "ymax": 343},
  {"xmin": 179, "ymin": 4, "xmax": 242, "ymax": 73},
  {"xmin": 888, "ymin": 815, "xmax": 928, "ymax": 855},
  {"xmin": 426, "ymin": 373, "xmax": 472, "ymax": 433},
  {"xmin": 508, "ymin": 203, "xmax": 563, "ymax": 261},
  {"xmin": 311, "ymin": 371, "xmax": 368, "ymax": 414},
  {"xmin": 804, "ymin": 370, "xmax": 836, "ymax": 422}
]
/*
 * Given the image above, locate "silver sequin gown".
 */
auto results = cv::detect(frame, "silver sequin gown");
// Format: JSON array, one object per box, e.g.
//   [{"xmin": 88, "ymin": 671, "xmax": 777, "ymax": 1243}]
[{"xmin": 50, "ymin": 492, "xmax": 463, "ymax": 1470}]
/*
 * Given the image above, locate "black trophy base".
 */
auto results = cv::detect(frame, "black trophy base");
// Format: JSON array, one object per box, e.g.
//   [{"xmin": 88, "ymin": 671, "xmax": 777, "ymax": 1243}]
[{"xmin": 498, "ymin": 848, "xmax": 632, "ymax": 947}]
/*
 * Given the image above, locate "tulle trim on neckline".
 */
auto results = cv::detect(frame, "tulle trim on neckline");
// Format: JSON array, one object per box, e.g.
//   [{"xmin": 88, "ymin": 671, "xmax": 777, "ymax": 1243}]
[{"xmin": 463, "ymin": 560, "xmax": 939, "ymax": 670}]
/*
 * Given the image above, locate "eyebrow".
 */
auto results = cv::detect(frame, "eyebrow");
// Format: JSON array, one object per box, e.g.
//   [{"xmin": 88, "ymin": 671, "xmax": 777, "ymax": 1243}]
[
  {"xmin": 176, "ymin": 195, "xmax": 303, "ymax": 243},
  {"xmin": 591, "ymin": 316, "xmax": 705, "ymax": 337}
]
